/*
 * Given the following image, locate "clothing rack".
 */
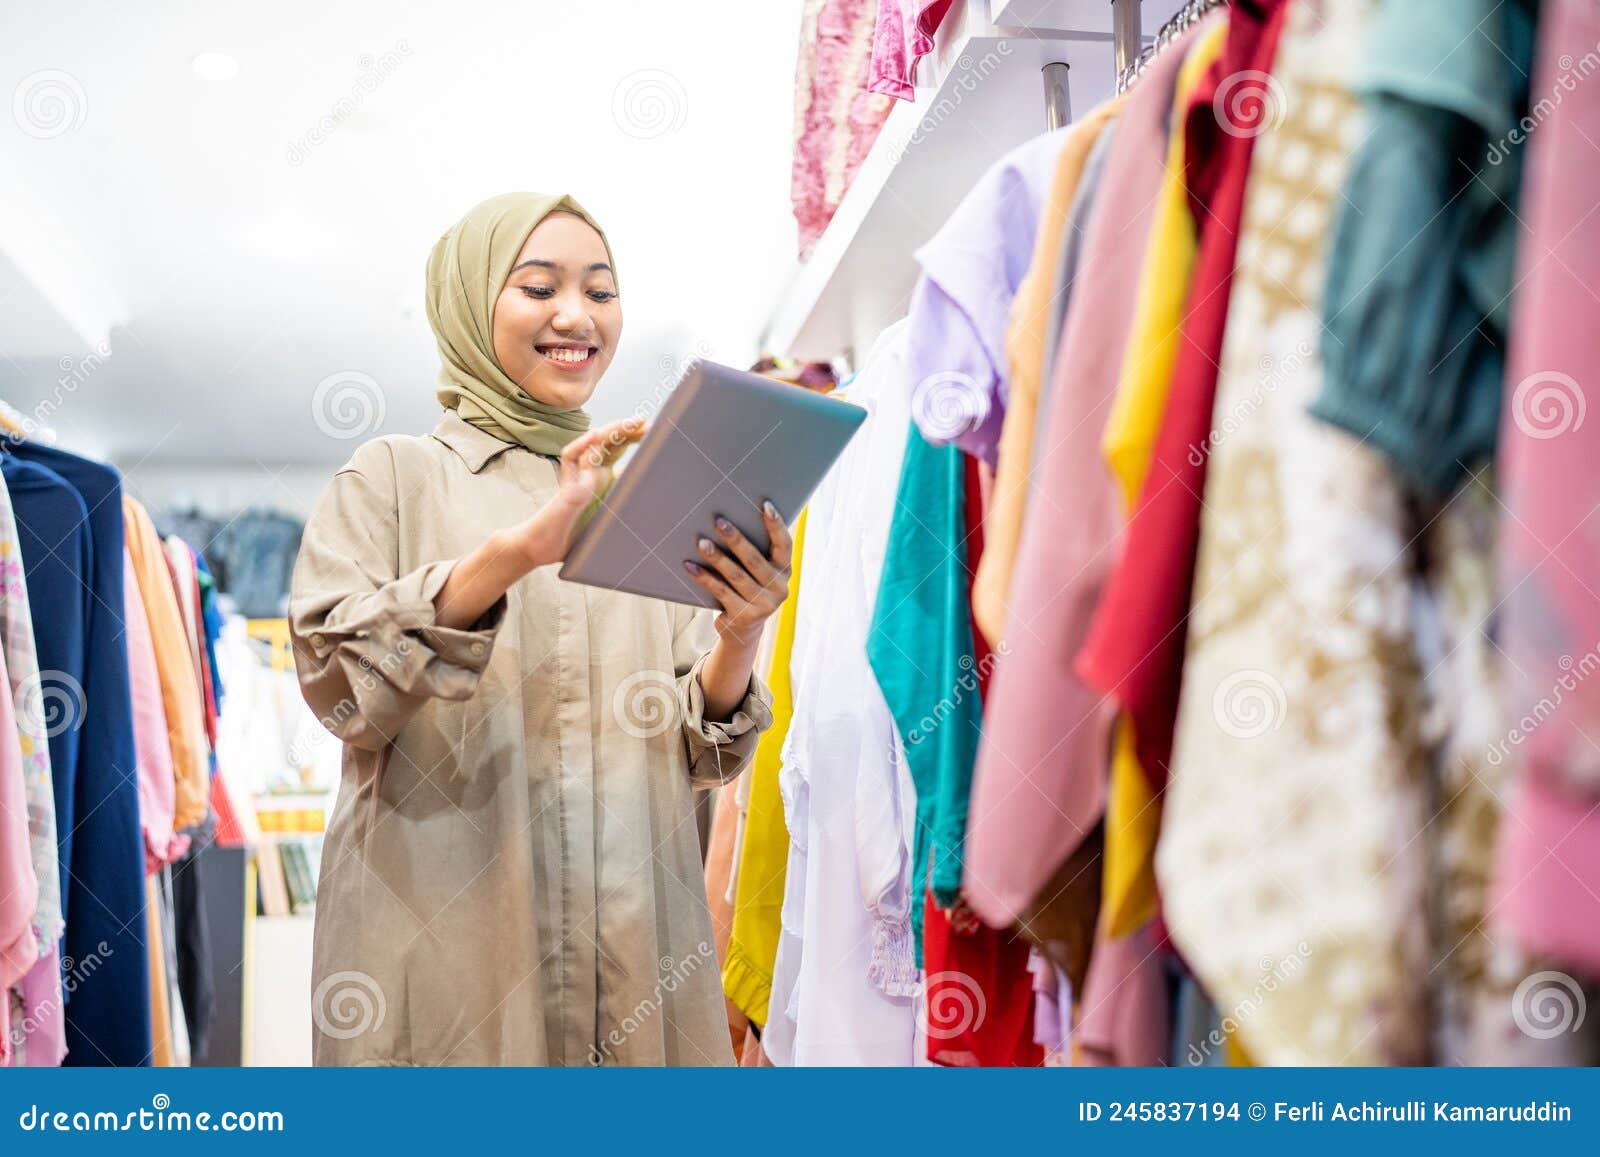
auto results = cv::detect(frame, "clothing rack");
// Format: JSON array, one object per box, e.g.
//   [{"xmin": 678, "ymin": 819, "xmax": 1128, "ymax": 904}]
[
  {"xmin": 1044, "ymin": 0, "xmax": 1144, "ymax": 129},
  {"xmin": 1115, "ymin": 0, "xmax": 1228, "ymax": 92},
  {"xmin": 1044, "ymin": 1, "xmax": 1221, "ymax": 128}
]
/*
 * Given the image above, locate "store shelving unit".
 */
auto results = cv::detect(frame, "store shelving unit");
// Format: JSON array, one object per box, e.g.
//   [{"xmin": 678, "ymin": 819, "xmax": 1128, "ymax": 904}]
[{"xmin": 760, "ymin": 0, "xmax": 1181, "ymax": 364}]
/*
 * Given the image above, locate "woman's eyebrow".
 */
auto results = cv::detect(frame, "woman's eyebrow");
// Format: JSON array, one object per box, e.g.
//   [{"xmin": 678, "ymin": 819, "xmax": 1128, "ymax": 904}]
[{"xmin": 508, "ymin": 259, "xmax": 615, "ymax": 276}]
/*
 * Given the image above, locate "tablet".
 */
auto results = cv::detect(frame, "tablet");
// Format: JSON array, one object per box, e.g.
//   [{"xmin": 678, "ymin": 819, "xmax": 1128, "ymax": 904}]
[{"xmin": 559, "ymin": 359, "xmax": 866, "ymax": 608}]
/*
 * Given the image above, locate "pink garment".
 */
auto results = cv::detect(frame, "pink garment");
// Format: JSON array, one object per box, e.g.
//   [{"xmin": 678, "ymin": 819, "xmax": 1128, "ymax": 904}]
[
  {"xmin": 0, "ymin": 645, "xmax": 40, "ymax": 1063},
  {"xmin": 1493, "ymin": 0, "xmax": 1600, "ymax": 979},
  {"xmin": 962, "ymin": 28, "xmax": 1203, "ymax": 929},
  {"xmin": 124, "ymin": 546, "xmax": 186, "ymax": 873},
  {"xmin": 867, "ymin": 0, "xmax": 956, "ymax": 100},
  {"xmin": 1074, "ymin": 925, "xmax": 1169, "ymax": 1066},
  {"xmin": 18, "ymin": 945, "xmax": 66, "ymax": 1066},
  {"xmin": 793, "ymin": 0, "xmax": 896, "ymax": 256}
]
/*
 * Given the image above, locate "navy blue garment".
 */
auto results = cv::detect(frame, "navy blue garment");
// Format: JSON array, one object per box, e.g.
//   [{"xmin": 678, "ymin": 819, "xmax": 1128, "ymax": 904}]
[
  {"xmin": 8, "ymin": 441, "xmax": 151, "ymax": 1067},
  {"xmin": 2, "ymin": 455, "xmax": 90, "ymax": 917}
]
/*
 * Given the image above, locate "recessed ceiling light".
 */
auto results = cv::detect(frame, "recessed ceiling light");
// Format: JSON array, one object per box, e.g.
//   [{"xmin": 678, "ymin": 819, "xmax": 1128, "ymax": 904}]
[{"xmin": 191, "ymin": 52, "xmax": 239, "ymax": 82}]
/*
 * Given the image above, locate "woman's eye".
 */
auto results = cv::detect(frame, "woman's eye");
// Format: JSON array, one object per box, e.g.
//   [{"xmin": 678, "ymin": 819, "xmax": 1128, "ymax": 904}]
[
  {"xmin": 519, "ymin": 286, "xmax": 554, "ymax": 299},
  {"xmin": 588, "ymin": 290, "xmax": 617, "ymax": 303}
]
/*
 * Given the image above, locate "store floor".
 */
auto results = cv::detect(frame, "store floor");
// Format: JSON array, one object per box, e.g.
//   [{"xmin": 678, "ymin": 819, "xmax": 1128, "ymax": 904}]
[{"xmin": 251, "ymin": 914, "xmax": 314, "ymax": 1066}]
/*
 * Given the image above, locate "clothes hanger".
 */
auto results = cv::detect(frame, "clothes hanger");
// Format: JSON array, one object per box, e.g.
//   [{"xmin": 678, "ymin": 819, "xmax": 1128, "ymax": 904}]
[{"xmin": 1115, "ymin": 0, "xmax": 1231, "ymax": 94}]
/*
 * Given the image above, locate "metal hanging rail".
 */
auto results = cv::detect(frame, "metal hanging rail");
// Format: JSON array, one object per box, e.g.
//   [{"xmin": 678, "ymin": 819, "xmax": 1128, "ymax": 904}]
[{"xmin": 1116, "ymin": 0, "xmax": 1229, "ymax": 93}]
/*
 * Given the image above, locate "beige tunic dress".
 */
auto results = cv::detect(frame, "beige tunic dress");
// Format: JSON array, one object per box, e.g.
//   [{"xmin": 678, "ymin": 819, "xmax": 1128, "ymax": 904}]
[{"xmin": 289, "ymin": 412, "xmax": 773, "ymax": 1066}]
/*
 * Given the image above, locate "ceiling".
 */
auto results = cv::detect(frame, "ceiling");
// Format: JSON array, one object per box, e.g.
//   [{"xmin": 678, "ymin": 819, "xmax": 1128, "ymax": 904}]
[{"xmin": 0, "ymin": 0, "xmax": 806, "ymax": 466}]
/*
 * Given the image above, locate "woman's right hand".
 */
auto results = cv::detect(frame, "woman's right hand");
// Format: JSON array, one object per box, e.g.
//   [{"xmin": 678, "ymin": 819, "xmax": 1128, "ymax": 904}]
[
  {"xmin": 434, "ymin": 417, "xmax": 647, "ymax": 630},
  {"xmin": 517, "ymin": 417, "xmax": 648, "ymax": 566}
]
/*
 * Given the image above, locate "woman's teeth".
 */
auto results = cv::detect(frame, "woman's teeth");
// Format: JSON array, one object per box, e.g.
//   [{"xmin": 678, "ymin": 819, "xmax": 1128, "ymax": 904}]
[{"xmin": 540, "ymin": 346, "xmax": 592, "ymax": 364}]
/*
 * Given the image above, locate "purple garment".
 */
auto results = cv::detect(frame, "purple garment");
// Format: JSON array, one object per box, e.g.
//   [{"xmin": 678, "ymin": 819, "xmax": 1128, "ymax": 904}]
[
  {"xmin": 904, "ymin": 127, "xmax": 1069, "ymax": 467},
  {"xmin": 1030, "ymin": 949, "xmax": 1072, "ymax": 1064},
  {"xmin": 19, "ymin": 945, "xmax": 66, "ymax": 1066}
]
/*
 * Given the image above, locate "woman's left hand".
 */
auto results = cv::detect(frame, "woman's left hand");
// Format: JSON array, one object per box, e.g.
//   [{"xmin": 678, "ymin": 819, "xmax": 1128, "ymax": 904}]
[{"xmin": 684, "ymin": 500, "xmax": 793, "ymax": 647}]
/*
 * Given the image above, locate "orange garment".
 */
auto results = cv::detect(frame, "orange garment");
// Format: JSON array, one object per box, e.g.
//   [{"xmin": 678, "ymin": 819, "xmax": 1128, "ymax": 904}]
[
  {"xmin": 146, "ymin": 875, "xmax": 174, "ymax": 1066},
  {"xmin": 970, "ymin": 98, "xmax": 1122, "ymax": 646},
  {"xmin": 123, "ymin": 498, "xmax": 208, "ymax": 830}
]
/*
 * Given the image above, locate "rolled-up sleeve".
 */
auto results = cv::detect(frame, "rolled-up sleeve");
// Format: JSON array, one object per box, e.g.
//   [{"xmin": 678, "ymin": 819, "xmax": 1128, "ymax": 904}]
[
  {"xmin": 289, "ymin": 440, "xmax": 505, "ymax": 752},
  {"xmin": 672, "ymin": 605, "xmax": 774, "ymax": 789}
]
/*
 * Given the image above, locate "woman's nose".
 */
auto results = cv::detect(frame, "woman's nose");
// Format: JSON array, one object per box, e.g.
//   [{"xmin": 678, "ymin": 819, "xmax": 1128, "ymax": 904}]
[{"xmin": 551, "ymin": 293, "xmax": 591, "ymax": 333}]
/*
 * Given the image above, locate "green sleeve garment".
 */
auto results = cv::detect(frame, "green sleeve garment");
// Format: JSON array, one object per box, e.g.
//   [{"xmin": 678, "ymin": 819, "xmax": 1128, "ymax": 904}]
[
  {"xmin": 866, "ymin": 426, "xmax": 979, "ymax": 955},
  {"xmin": 1313, "ymin": 0, "xmax": 1536, "ymax": 497}
]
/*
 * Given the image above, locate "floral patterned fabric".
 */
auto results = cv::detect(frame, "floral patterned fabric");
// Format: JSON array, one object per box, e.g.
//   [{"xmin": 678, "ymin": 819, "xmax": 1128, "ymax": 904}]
[{"xmin": 0, "ymin": 478, "xmax": 61, "ymax": 954}]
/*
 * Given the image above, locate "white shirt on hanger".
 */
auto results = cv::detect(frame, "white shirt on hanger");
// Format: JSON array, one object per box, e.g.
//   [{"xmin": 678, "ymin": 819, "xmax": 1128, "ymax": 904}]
[{"xmin": 763, "ymin": 318, "xmax": 921, "ymax": 1066}]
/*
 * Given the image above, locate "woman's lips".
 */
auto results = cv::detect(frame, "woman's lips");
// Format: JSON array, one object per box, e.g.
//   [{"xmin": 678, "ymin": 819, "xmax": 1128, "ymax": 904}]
[{"xmin": 536, "ymin": 344, "xmax": 597, "ymax": 371}]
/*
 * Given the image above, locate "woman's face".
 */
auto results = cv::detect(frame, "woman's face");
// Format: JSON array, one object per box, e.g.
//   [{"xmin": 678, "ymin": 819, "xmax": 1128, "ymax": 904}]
[{"xmin": 492, "ymin": 211, "xmax": 621, "ymax": 409}]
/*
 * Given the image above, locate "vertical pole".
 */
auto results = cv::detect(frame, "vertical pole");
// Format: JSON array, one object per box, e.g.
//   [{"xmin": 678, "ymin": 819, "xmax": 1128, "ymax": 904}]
[
  {"xmin": 1041, "ymin": 62, "xmax": 1071, "ymax": 130},
  {"xmin": 1111, "ymin": 0, "xmax": 1142, "ymax": 77}
]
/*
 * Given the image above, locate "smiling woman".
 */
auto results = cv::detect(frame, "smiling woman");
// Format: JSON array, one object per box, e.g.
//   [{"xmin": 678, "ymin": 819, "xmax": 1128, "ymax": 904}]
[
  {"xmin": 286, "ymin": 191, "xmax": 791, "ymax": 1066},
  {"xmin": 490, "ymin": 213, "xmax": 621, "ymax": 408}
]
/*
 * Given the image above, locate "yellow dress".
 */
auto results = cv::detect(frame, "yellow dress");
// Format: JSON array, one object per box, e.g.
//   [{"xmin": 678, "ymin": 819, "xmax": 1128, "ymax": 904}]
[
  {"xmin": 1097, "ymin": 22, "xmax": 1226, "ymax": 938},
  {"xmin": 722, "ymin": 509, "xmax": 808, "ymax": 1027}
]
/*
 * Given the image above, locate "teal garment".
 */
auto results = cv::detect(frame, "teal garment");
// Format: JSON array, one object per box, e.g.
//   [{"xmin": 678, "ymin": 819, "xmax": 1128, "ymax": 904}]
[
  {"xmin": 866, "ymin": 425, "xmax": 980, "ymax": 955},
  {"xmin": 1313, "ymin": 0, "xmax": 1536, "ymax": 496}
]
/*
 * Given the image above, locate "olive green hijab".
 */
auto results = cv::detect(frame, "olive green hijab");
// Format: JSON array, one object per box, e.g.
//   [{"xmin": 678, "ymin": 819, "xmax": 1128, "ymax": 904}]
[{"xmin": 426, "ymin": 191, "xmax": 616, "ymax": 456}]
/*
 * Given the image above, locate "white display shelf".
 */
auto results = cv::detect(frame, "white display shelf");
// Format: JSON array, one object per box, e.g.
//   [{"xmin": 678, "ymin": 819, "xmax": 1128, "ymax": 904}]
[{"xmin": 760, "ymin": 0, "xmax": 1182, "ymax": 363}]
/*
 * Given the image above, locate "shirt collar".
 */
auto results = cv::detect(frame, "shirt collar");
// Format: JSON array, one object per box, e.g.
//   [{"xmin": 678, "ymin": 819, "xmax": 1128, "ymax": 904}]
[{"xmin": 430, "ymin": 411, "xmax": 521, "ymax": 474}]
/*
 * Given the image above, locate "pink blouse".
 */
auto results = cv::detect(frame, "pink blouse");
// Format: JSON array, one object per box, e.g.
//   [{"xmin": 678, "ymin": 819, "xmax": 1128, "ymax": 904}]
[{"xmin": 124, "ymin": 545, "xmax": 186, "ymax": 873}]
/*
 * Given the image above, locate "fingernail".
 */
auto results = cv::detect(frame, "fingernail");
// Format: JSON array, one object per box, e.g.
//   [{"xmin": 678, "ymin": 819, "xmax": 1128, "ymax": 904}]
[
  {"xmin": 698, "ymin": 537, "xmax": 715, "ymax": 556},
  {"xmin": 715, "ymin": 516, "xmax": 733, "ymax": 536},
  {"xmin": 763, "ymin": 500, "xmax": 779, "ymax": 519},
  {"xmin": 683, "ymin": 560, "xmax": 703, "ymax": 575}
]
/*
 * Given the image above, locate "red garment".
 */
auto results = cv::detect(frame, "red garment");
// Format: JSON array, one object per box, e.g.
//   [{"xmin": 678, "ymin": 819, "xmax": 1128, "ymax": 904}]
[
  {"xmin": 1074, "ymin": 0, "xmax": 1291, "ymax": 789},
  {"xmin": 185, "ymin": 553, "xmax": 219, "ymax": 751},
  {"xmin": 209, "ymin": 774, "xmax": 246, "ymax": 849},
  {"xmin": 923, "ymin": 893, "xmax": 1043, "ymax": 1066},
  {"xmin": 923, "ymin": 454, "xmax": 1041, "ymax": 1066}
]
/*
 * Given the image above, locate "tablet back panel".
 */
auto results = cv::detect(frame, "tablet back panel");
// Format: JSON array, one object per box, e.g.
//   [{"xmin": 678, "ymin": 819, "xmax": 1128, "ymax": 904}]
[{"xmin": 559, "ymin": 360, "xmax": 865, "ymax": 608}]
